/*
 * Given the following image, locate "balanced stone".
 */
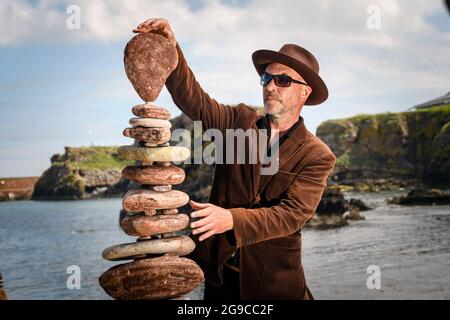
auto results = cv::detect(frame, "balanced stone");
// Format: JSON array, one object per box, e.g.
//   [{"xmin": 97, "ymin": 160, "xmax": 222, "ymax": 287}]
[
  {"xmin": 159, "ymin": 208, "xmax": 178, "ymax": 215},
  {"xmin": 122, "ymin": 165, "xmax": 185, "ymax": 185},
  {"xmin": 151, "ymin": 185, "xmax": 172, "ymax": 192},
  {"xmin": 102, "ymin": 236, "xmax": 195, "ymax": 261},
  {"xmin": 129, "ymin": 117, "xmax": 172, "ymax": 129},
  {"xmin": 99, "ymin": 256, "xmax": 204, "ymax": 300},
  {"xmin": 122, "ymin": 189, "xmax": 189, "ymax": 212},
  {"xmin": 124, "ymin": 33, "xmax": 178, "ymax": 102},
  {"xmin": 118, "ymin": 146, "xmax": 190, "ymax": 162},
  {"xmin": 121, "ymin": 214, "xmax": 189, "ymax": 237},
  {"xmin": 132, "ymin": 103, "xmax": 171, "ymax": 120},
  {"xmin": 123, "ymin": 127, "xmax": 171, "ymax": 144}
]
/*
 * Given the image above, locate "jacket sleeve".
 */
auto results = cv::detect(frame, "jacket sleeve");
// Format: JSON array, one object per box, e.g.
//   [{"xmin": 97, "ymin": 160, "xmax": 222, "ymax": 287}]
[
  {"xmin": 228, "ymin": 152, "xmax": 336, "ymax": 247},
  {"xmin": 165, "ymin": 43, "xmax": 240, "ymax": 132}
]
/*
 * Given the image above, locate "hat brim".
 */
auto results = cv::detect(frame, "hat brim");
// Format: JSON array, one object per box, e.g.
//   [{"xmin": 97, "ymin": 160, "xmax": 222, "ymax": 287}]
[{"xmin": 252, "ymin": 49, "xmax": 328, "ymax": 105}]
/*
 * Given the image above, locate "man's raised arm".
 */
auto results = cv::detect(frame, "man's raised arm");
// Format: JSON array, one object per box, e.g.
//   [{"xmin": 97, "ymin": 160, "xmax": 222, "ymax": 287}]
[{"xmin": 134, "ymin": 18, "xmax": 241, "ymax": 132}]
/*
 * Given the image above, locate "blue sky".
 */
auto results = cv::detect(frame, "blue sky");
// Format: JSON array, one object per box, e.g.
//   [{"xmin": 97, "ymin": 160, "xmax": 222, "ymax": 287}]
[{"xmin": 0, "ymin": 0, "xmax": 449, "ymax": 177}]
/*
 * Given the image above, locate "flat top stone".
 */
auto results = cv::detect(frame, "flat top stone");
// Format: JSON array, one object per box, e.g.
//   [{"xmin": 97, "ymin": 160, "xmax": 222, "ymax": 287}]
[{"xmin": 124, "ymin": 33, "xmax": 178, "ymax": 102}]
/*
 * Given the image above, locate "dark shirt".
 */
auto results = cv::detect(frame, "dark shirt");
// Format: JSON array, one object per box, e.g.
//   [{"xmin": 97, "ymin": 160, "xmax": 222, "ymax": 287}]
[{"xmin": 225, "ymin": 113, "xmax": 304, "ymax": 270}]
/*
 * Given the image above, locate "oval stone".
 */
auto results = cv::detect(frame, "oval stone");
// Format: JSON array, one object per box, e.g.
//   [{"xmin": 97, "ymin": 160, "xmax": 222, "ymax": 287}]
[
  {"xmin": 122, "ymin": 165, "xmax": 185, "ymax": 185},
  {"xmin": 99, "ymin": 256, "xmax": 204, "ymax": 300},
  {"xmin": 129, "ymin": 117, "xmax": 172, "ymax": 129},
  {"xmin": 124, "ymin": 33, "xmax": 178, "ymax": 102},
  {"xmin": 132, "ymin": 103, "xmax": 171, "ymax": 120},
  {"xmin": 123, "ymin": 127, "xmax": 171, "ymax": 144},
  {"xmin": 102, "ymin": 235, "xmax": 195, "ymax": 261},
  {"xmin": 121, "ymin": 214, "xmax": 189, "ymax": 237},
  {"xmin": 118, "ymin": 146, "xmax": 190, "ymax": 162},
  {"xmin": 122, "ymin": 189, "xmax": 189, "ymax": 212}
]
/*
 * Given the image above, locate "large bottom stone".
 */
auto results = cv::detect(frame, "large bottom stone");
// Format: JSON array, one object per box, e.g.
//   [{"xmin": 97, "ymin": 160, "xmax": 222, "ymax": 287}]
[
  {"xmin": 102, "ymin": 235, "xmax": 195, "ymax": 261},
  {"xmin": 99, "ymin": 256, "xmax": 204, "ymax": 300}
]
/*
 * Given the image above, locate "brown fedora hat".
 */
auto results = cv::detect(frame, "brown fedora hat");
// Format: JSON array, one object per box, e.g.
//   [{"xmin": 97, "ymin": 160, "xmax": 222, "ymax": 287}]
[{"xmin": 252, "ymin": 44, "xmax": 328, "ymax": 105}]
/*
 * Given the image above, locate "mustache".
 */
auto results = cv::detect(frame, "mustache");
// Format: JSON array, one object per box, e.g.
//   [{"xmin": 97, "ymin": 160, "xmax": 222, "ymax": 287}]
[{"xmin": 264, "ymin": 93, "xmax": 281, "ymax": 101}]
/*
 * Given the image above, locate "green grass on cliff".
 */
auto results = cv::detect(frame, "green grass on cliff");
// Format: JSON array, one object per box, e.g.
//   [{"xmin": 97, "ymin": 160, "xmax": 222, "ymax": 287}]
[{"xmin": 62, "ymin": 146, "xmax": 133, "ymax": 170}]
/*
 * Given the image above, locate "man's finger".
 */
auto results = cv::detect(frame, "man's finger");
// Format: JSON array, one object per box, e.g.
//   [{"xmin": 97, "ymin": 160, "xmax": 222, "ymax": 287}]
[
  {"xmin": 199, "ymin": 230, "xmax": 216, "ymax": 242},
  {"xmin": 190, "ymin": 200, "xmax": 212, "ymax": 209},
  {"xmin": 190, "ymin": 215, "xmax": 212, "ymax": 229},
  {"xmin": 190, "ymin": 207, "xmax": 212, "ymax": 218},
  {"xmin": 192, "ymin": 222, "xmax": 215, "ymax": 235}
]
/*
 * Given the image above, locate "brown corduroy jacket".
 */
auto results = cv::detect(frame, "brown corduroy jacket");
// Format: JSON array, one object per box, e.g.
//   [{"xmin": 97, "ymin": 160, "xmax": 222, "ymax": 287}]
[{"xmin": 165, "ymin": 44, "xmax": 336, "ymax": 300}]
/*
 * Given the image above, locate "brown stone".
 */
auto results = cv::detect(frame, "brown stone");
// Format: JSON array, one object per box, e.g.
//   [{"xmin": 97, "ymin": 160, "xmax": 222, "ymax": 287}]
[
  {"xmin": 121, "ymin": 214, "xmax": 189, "ymax": 237},
  {"xmin": 132, "ymin": 103, "xmax": 172, "ymax": 120},
  {"xmin": 102, "ymin": 235, "xmax": 195, "ymax": 260},
  {"xmin": 129, "ymin": 117, "xmax": 172, "ymax": 129},
  {"xmin": 122, "ymin": 165, "xmax": 185, "ymax": 185},
  {"xmin": 123, "ymin": 127, "xmax": 171, "ymax": 144},
  {"xmin": 124, "ymin": 33, "xmax": 178, "ymax": 102},
  {"xmin": 122, "ymin": 189, "xmax": 189, "ymax": 212},
  {"xmin": 151, "ymin": 185, "xmax": 172, "ymax": 192},
  {"xmin": 99, "ymin": 256, "xmax": 204, "ymax": 300},
  {"xmin": 159, "ymin": 208, "xmax": 179, "ymax": 215}
]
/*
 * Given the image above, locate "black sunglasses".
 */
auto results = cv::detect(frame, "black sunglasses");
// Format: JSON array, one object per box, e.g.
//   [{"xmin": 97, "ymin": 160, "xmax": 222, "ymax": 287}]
[{"xmin": 260, "ymin": 72, "xmax": 308, "ymax": 87}]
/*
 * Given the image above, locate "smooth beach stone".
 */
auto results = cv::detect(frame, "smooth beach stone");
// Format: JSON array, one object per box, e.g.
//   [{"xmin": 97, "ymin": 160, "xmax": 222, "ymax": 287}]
[
  {"xmin": 122, "ymin": 165, "xmax": 185, "ymax": 185},
  {"xmin": 123, "ymin": 127, "xmax": 171, "ymax": 144},
  {"xmin": 151, "ymin": 185, "xmax": 172, "ymax": 192},
  {"xmin": 124, "ymin": 33, "xmax": 178, "ymax": 102},
  {"xmin": 158, "ymin": 208, "xmax": 179, "ymax": 215},
  {"xmin": 99, "ymin": 256, "xmax": 204, "ymax": 300},
  {"xmin": 122, "ymin": 189, "xmax": 189, "ymax": 212},
  {"xmin": 132, "ymin": 103, "xmax": 171, "ymax": 120},
  {"xmin": 102, "ymin": 235, "xmax": 195, "ymax": 261},
  {"xmin": 129, "ymin": 117, "xmax": 172, "ymax": 129},
  {"xmin": 121, "ymin": 214, "xmax": 189, "ymax": 237},
  {"xmin": 117, "ymin": 145, "xmax": 190, "ymax": 162},
  {"xmin": 162, "ymin": 232, "xmax": 178, "ymax": 239}
]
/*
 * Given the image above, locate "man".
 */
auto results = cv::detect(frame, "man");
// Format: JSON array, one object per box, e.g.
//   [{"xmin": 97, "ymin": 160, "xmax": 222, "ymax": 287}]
[{"xmin": 134, "ymin": 18, "xmax": 336, "ymax": 300}]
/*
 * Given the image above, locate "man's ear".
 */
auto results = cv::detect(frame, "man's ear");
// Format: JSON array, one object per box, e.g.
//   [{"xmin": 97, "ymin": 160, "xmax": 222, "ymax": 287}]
[{"xmin": 303, "ymin": 86, "xmax": 312, "ymax": 98}]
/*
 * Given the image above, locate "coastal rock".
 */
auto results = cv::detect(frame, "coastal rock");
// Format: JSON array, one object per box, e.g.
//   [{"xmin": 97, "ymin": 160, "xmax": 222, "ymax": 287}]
[
  {"xmin": 316, "ymin": 188, "xmax": 348, "ymax": 215},
  {"xmin": 122, "ymin": 189, "xmax": 189, "ymax": 212},
  {"xmin": 132, "ymin": 103, "xmax": 171, "ymax": 120},
  {"xmin": 99, "ymin": 256, "xmax": 204, "ymax": 300},
  {"xmin": 122, "ymin": 165, "xmax": 185, "ymax": 185},
  {"xmin": 123, "ymin": 127, "xmax": 171, "ymax": 144},
  {"xmin": 129, "ymin": 118, "xmax": 172, "ymax": 129},
  {"xmin": 102, "ymin": 235, "xmax": 195, "ymax": 260},
  {"xmin": 121, "ymin": 214, "xmax": 189, "ymax": 237},
  {"xmin": 118, "ymin": 145, "xmax": 190, "ymax": 162},
  {"xmin": 124, "ymin": 33, "xmax": 178, "ymax": 102},
  {"xmin": 388, "ymin": 188, "xmax": 450, "ymax": 205},
  {"xmin": 316, "ymin": 105, "xmax": 450, "ymax": 187}
]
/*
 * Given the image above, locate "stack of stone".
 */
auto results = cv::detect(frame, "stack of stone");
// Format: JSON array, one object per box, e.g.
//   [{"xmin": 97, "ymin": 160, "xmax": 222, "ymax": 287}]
[{"xmin": 98, "ymin": 32, "xmax": 203, "ymax": 300}]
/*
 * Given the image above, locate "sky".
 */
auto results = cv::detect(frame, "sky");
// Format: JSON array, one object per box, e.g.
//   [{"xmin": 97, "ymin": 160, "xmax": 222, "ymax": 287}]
[{"xmin": 0, "ymin": 0, "xmax": 449, "ymax": 177}]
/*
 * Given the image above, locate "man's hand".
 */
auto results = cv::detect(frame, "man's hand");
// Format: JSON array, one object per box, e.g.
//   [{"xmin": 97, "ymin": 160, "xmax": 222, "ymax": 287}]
[
  {"xmin": 133, "ymin": 18, "xmax": 177, "ymax": 47},
  {"xmin": 189, "ymin": 200, "xmax": 234, "ymax": 241}
]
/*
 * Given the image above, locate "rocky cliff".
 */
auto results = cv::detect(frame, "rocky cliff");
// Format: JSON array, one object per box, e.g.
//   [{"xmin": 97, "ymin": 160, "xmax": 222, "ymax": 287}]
[
  {"xmin": 316, "ymin": 104, "xmax": 450, "ymax": 188},
  {"xmin": 32, "ymin": 146, "xmax": 133, "ymax": 200}
]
